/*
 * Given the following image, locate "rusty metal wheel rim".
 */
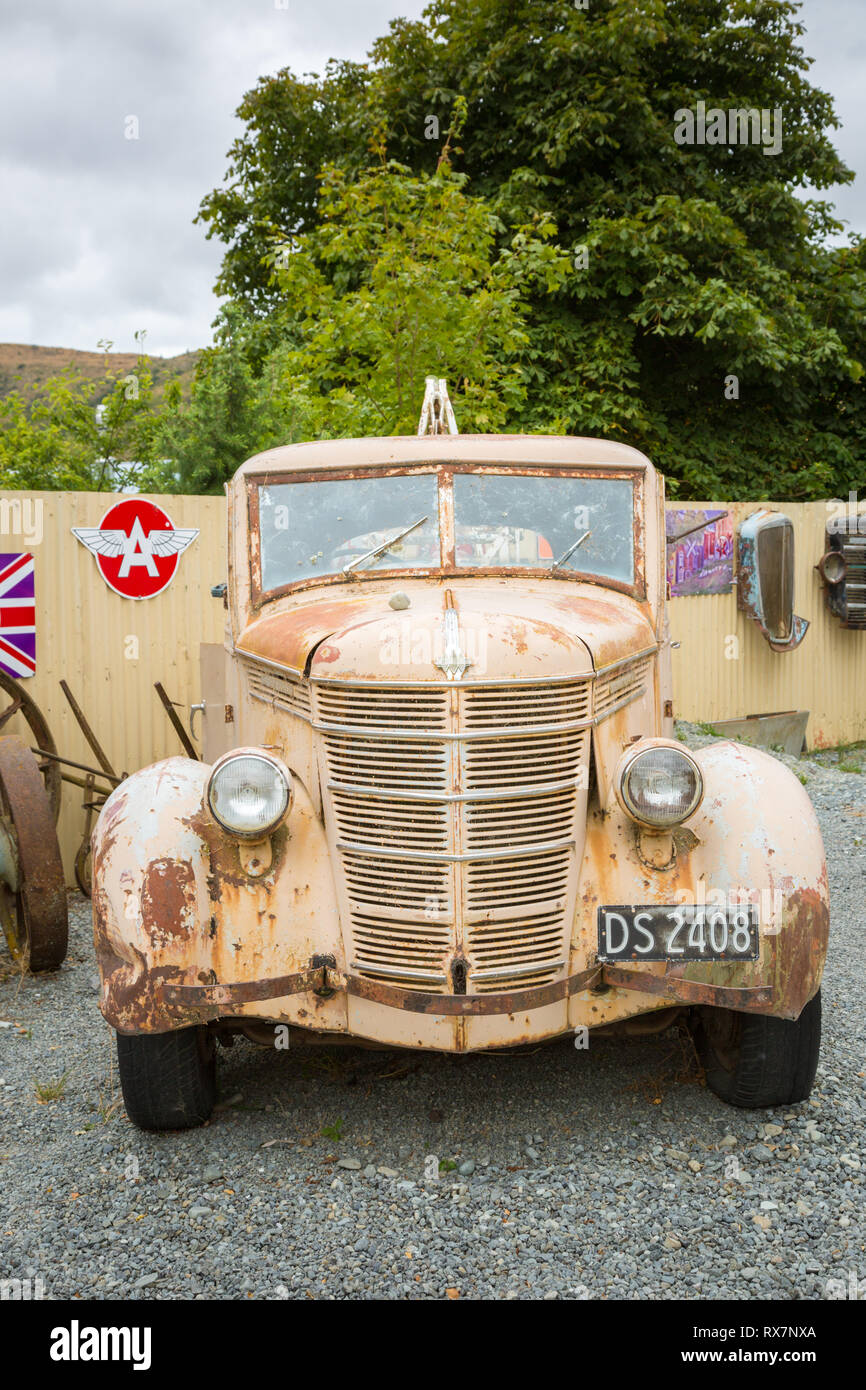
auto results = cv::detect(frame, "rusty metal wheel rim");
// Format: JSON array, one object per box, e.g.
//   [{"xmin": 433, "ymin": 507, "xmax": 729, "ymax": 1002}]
[
  {"xmin": 74, "ymin": 836, "xmax": 92, "ymax": 899},
  {"xmin": 0, "ymin": 736, "xmax": 67, "ymax": 971},
  {"xmin": 0, "ymin": 670, "xmax": 62, "ymax": 824},
  {"xmin": 0, "ymin": 878, "xmax": 25, "ymax": 961}
]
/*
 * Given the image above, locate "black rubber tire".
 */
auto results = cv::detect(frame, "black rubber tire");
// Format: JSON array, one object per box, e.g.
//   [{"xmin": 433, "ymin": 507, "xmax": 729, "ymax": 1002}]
[
  {"xmin": 696, "ymin": 990, "xmax": 821, "ymax": 1109},
  {"xmin": 116, "ymin": 1027, "xmax": 217, "ymax": 1131}
]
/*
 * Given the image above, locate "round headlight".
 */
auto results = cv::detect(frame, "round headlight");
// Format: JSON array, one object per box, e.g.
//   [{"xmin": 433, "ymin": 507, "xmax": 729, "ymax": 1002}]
[
  {"xmin": 619, "ymin": 745, "xmax": 703, "ymax": 828},
  {"xmin": 207, "ymin": 751, "xmax": 292, "ymax": 839},
  {"xmin": 818, "ymin": 550, "xmax": 846, "ymax": 585}
]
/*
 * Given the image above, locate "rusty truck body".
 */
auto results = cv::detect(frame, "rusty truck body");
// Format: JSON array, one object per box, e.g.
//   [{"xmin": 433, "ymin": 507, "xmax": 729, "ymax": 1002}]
[{"xmin": 92, "ymin": 435, "xmax": 829, "ymax": 1129}]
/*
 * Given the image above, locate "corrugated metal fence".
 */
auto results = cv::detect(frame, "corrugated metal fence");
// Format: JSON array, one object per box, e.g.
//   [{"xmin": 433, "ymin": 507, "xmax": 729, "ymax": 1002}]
[
  {"xmin": 0, "ymin": 489, "xmax": 862, "ymax": 881},
  {"xmin": 0, "ymin": 490, "xmax": 225, "ymax": 881},
  {"xmin": 667, "ymin": 500, "xmax": 866, "ymax": 750}
]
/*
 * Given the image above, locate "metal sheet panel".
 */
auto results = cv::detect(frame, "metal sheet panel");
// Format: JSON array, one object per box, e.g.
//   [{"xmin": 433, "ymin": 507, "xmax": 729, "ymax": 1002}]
[
  {"xmin": 0, "ymin": 490, "xmax": 226, "ymax": 879},
  {"xmin": 668, "ymin": 500, "xmax": 866, "ymax": 748}
]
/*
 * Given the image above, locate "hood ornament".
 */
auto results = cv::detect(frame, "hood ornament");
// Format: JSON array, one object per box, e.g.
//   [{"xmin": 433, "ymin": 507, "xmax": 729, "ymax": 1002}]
[{"xmin": 435, "ymin": 598, "xmax": 472, "ymax": 681}]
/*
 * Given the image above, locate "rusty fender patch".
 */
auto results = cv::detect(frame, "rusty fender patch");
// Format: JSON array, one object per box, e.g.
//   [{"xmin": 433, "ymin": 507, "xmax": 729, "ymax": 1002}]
[
  {"xmin": 141, "ymin": 858, "xmax": 197, "ymax": 941},
  {"xmin": 772, "ymin": 883, "xmax": 830, "ymax": 1019},
  {"xmin": 101, "ymin": 953, "xmax": 187, "ymax": 1033},
  {"xmin": 182, "ymin": 807, "xmax": 290, "ymax": 896}
]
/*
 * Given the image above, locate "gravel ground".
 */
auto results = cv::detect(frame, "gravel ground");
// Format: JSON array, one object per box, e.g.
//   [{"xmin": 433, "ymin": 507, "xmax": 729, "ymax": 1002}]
[{"xmin": 1, "ymin": 730, "xmax": 863, "ymax": 1302}]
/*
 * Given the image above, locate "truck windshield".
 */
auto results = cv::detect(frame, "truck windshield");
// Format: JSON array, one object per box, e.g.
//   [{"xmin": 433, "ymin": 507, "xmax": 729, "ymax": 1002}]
[
  {"xmin": 258, "ymin": 474, "xmax": 441, "ymax": 590},
  {"xmin": 256, "ymin": 470, "xmax": 635, "ymax": 591},
  {"xmin": 453, "ymin": 473, "xmax": 634, "ymax": 583}
]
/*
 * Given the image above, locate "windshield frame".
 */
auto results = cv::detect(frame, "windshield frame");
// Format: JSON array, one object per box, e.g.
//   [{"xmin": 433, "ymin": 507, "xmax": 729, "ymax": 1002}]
[{"xmin": 246, "ymin": 461, "xmax": 645, "ymax": 610}]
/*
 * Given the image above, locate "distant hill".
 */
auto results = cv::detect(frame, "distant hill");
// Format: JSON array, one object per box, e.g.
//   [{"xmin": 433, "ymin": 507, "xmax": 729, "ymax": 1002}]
[{"xmin": 0, "ymin": 343, "xmax": 201, "ymax": 405}]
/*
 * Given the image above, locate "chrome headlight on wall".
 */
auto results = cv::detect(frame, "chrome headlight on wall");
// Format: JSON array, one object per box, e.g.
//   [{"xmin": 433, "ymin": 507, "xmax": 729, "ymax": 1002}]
[
  {"xmin": 616, "ymin": 742, "xmax": 703, "ymax": 829},
  {"xmin": 207, "ymin": 749, "xmax": 293, "ymax": 839},
  {"xmin": 818, "ymin": 516, "xmax": 866, "ymax": 629},
  {"xmin": 737, "ymin": 509, "xmax": 809, "ymax": 651}
]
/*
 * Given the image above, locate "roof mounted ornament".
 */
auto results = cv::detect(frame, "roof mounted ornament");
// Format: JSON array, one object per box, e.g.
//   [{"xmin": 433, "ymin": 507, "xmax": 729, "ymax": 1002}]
[{"xmin": 417, "ymin": 377, "xmax": 459, "ymax": 437}]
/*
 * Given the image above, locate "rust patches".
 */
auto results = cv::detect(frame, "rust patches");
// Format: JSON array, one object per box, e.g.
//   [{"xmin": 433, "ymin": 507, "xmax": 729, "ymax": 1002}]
[
  {"xmin": 345, "ymin": 967, "xmax": 601, "ymax": 1015},
  {"xmin": 602, "ymin": 965, "xmax": 773, "ymax": 1010},
  {"xmin": 141, "ymin": 859, "xmax": 196, "ymax": 941},
  {"xmin": 93, "ymin": 790, "xmax": 128, "ymax": 866},
  {"xmin": 774, "ymin": 884, "xmax": 830, "ymax": 1020},
  {"xmin": 503, "ymin": 621, "xmax": 529, "ymax": 655},
  {"xmin": 110, "ymin": 964, "xmax": 187, "ymax": 1033},
  {"xmin": 238, "ymin": 593, "xmax": 395, "ymax": 671}
]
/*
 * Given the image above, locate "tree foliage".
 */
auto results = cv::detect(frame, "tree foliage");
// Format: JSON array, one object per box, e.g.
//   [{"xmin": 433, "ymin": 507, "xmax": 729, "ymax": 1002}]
[
  {"xmin": 261, "ymin": 150, "xmax": 562, "ymax": 438},
  {"xmin": 5, "ymin": 1, "xmax": 865, "ymax": 500},
  {"xmin": 196, "ymin": 0, "xmax": 866, "ymax": 499},
  {"xmin": 0, "ymin": 353, "xmax": 159, "ymax": 492}
]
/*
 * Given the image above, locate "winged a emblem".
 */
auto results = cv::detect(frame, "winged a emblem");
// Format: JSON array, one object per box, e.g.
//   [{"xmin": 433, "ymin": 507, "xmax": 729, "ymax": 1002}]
[{"xmin": 73, "ymin": 517, "xmax": 199, "ymax": 580}]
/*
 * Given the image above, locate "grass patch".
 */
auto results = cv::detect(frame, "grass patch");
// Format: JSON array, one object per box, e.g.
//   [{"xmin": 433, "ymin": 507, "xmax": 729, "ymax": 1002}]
[{"xmin": 34, "ymin": 1071, "xmax": 69, "ymax": 1103}]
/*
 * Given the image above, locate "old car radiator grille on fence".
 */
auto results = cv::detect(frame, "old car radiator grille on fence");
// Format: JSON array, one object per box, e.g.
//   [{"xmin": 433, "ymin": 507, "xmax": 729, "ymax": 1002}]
[{"xmin": 315, "ymin": 678, "xmax": 602, "ymax": 994}]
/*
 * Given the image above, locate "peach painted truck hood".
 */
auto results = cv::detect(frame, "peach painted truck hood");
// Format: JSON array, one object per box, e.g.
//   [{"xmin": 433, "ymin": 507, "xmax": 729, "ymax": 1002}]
[{"xmin": 236, "ymin": 582, "xmax": 656, "ymax": 680}]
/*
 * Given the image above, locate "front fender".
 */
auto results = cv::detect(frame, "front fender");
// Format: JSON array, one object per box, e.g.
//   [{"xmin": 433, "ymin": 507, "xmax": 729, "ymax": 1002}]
[
  {"xmin": 574, "ymin": 740, "xmax": 829, "ymax": 1021},
  {"xmin": 92, "ymin": 756, "xmax": 346, "ymax": 1034}
]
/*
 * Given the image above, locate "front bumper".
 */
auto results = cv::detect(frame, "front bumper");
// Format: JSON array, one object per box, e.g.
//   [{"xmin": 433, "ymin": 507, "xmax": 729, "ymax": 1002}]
[
  {"xmin": 156, "ymin": 959, "xmax": 773, "ymax": 1025},
  {"xmin": 94, "ymin": 744, "xmax": 829, "ymax": 1046}
]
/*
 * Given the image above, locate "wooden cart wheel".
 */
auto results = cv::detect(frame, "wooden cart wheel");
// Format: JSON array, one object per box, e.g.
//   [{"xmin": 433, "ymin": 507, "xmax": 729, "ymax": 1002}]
[
  {"xmin": 73, "ymin": 772, "xmax": 97, "ymax": 899},
  {"xmin": 74, "ymin": 838, "xmax": 92, "ymax": 899},
  {"xmin": 0, "ymin": 736, "xmax": 68, "ymax": 971},
  {"xmin": 0, "ymin": 670, "xmax": 62, "ymax": 824}
]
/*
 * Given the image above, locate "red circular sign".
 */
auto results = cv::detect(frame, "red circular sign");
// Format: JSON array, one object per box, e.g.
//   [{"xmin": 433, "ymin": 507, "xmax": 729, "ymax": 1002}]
[{"xmin": 79, "ymin": 499, "xmax": 197, "ymax": 600}]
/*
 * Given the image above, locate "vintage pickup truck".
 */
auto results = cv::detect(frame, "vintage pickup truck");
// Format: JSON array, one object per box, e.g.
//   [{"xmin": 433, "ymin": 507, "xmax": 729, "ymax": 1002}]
[{"xmin": 92, "ymin": 432, "xmax": 829, "ymax": 1129}]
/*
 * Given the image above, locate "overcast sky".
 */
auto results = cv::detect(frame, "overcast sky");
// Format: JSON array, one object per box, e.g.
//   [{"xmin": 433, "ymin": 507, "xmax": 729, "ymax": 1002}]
[{"xmin": 0, "ymin": 0, "xmax": 862, "ymax": 358}]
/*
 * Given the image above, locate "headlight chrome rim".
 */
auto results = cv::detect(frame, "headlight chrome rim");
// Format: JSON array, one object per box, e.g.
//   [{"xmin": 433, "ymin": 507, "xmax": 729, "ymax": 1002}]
[
  {"xmin": 617, "ymin": 742, "xmax": 703, "ymax": 829},
  {"xmin": 818, "ymin": 550, "xmax": 847, "ymax": 586},
  {"xmin": 206, "ymin": 749, "xmax": 293, "ymax": 840}
]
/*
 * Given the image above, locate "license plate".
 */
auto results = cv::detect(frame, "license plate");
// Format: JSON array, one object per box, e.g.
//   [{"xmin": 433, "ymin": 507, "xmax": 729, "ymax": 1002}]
[{"xmin": 597, "ymin": 904, "xmax": 759, "ymax": 962}]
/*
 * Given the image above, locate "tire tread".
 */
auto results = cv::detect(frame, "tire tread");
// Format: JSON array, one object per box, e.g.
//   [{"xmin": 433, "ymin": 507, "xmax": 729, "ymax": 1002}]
[
  {"xmin": 699, "ymin": 991, "xmax": 821, "ymax": 1109},
  {"xmin": 117, "ymin": 1028, "xmax": 216, "ymax": 1131}
]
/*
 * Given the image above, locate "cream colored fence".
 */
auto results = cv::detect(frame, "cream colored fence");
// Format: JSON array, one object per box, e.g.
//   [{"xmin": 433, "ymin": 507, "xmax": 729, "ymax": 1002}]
[
  {"xmin": 667, "ymin": 500, "xmax": 866, "ymax": 749},
  {"xmin": 0, "ymin": 490, "xmax": 225, "ymax": 880},
  {"xmin": 0, "ymin": 490, "xmax": 862, "ymax": 883}
]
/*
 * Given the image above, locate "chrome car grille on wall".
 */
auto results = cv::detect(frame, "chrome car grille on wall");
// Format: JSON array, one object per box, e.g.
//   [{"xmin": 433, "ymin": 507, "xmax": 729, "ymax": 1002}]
[{"xmin": 312, "ymin": 662, "xmax": 650, "ymax": 995}]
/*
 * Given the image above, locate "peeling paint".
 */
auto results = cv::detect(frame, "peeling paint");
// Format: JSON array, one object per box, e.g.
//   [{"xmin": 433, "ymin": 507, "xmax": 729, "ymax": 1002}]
[{"xmin": 90, "ymin": 440, "xmax": 830, "ymax": 1050}]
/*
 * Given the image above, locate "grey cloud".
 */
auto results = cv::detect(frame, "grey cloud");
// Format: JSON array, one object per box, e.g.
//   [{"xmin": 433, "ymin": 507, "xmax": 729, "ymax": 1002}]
[{"xmin": 0, "ymin": 0, "xmax": 861, "ymax": 359}]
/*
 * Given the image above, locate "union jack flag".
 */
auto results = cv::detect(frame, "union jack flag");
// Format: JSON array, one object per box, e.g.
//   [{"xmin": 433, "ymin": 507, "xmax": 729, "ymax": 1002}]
[{"xmin": 0, "ymin": 553, "xmax": 36, "ymax": 678}]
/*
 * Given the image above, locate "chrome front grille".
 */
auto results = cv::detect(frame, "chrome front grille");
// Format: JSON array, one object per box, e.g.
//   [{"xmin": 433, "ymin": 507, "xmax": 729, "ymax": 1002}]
[
  {"xmin": 243, "ymin": 657, "xmax": 312, "ymax": 719},
  {"xmin": 594, "ymin": 655, "xmax": 652, "ymax": 720},
  {"xmin": 324, "ymin": 732, "xmax": 449, "ymax": 797},
  {"xmin": 317, "ymin": 679, "xmax": 594, "ymax": 992}
]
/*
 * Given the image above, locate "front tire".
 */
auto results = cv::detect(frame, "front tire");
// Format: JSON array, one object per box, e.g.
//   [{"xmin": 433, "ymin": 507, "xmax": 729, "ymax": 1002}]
[
  {"xmin": 695, "ymin": 990, "xmax": 821, "ymax": 1109},
  {"xmin": 117, "ymin": 1027, "xmax": 217, "ymax": 1131}
]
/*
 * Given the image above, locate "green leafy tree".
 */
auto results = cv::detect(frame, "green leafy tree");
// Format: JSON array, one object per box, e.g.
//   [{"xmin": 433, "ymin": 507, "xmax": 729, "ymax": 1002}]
[
  {"xmin": 0, "ymin": 351, "xmax": 160, "ymax": 491},
  {"xmin": 262, "ymin": 147, "xmax": 562, "ymax": 440},
  {"xmin": 198, "ymin": 0, "xmax": 866, "ymax": 499},
  {"xmin": 145, "ymin": 305, "xmax": 290, "ymax": 494}
]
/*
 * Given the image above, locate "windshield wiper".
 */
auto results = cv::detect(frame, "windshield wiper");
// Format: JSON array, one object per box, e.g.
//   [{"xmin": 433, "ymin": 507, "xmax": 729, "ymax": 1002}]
[
  {"xmin": 551, "ymin": 529, "xmax": 592, "ymax": 574},
  {"xmin": 343, "ymin": 515, "xmax": 429, "ymax": 576}
]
